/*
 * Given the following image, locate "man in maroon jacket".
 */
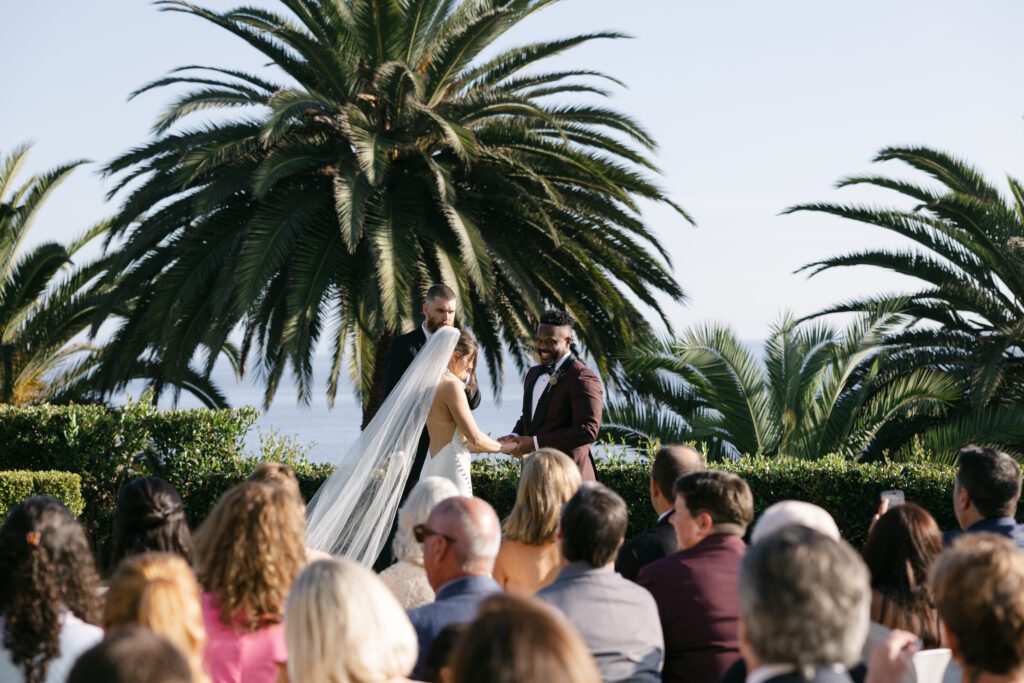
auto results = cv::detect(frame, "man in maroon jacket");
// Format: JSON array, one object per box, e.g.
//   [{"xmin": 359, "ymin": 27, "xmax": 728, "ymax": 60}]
[
  {"xmin": 499, "ymin": 309, "xmax": 603, "ymax": 480},
  {"xmin": 637, "ymin": 470, "xmax": 754, "ymax": 683}
]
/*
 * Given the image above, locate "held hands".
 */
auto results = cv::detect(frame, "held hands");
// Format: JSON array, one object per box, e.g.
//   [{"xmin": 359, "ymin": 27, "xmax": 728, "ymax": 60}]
[{"xmin": 497, "ymin": 434, "xmax": 534, "ymax": 458}]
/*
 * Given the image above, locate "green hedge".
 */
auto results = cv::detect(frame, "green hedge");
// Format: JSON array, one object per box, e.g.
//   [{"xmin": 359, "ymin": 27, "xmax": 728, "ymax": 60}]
[{"xmin": 0, "ymin": 471, "xmax": 84, "ymax": 517}]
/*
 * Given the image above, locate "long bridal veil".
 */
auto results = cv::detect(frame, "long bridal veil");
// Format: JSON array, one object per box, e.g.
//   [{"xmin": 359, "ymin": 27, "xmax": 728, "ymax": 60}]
[{"xmin": 305, "ymin": 326, "xmax": 460, "ymax": 566}]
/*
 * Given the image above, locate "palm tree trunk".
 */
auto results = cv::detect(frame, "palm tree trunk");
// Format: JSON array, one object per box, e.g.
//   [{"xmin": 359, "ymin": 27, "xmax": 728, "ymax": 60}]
[
  {"xmin": 360, "ymin": 332, "xmax": 393, "ymax": 429},
  {"xmin": 0, "ymin": 347, "xmax": 12, "ymax": 404}
]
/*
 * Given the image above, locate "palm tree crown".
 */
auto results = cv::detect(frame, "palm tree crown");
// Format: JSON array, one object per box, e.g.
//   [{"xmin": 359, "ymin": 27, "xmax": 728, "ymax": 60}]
[{"xmin": 97, "ymin": 0, "xmax": 690, "ymax": 416}]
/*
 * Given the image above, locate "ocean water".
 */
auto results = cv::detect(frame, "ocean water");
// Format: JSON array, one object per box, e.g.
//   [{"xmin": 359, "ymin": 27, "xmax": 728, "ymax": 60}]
[{"xmin": 138, "ymin": 355, "xmax": 533, "ymax": 464}]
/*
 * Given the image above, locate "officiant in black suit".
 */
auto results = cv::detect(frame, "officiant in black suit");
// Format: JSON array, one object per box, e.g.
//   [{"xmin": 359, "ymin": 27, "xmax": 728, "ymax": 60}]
[
  {"xmin": 616, "ymin": 444, "xmax": 706, "ymax": 581},
  {"xmin": 380, "ymin": 283, "xmax": 481, "ymax": 505}
]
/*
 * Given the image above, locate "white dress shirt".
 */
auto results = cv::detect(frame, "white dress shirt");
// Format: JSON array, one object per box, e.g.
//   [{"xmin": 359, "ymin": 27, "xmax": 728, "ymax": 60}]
[{"xmin": 525, "ymin": 351, "xmax": 572, "ymax": 450}]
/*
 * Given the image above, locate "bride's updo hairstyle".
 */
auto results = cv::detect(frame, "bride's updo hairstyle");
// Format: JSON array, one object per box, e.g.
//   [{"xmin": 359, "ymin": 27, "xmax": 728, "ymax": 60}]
[
  {"xmin": 286, "ymin": 558, "xmax": 417, "ymax": 683},
  {"xmin": 452, "ymin": 329, "xmax": 478, "ymax": 361}
]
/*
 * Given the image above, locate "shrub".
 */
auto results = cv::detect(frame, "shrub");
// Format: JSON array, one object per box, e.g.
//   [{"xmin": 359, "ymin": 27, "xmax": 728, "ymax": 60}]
[{"xmin": 0, "ymin": 471, "xmax": 84, "ymax": 517}]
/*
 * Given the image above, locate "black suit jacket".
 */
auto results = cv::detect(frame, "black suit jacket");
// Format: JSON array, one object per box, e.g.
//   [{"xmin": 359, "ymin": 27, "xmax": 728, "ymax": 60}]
[
  {"xmin": 381, "ymin": 327, "xmax": 480, "ymax": 503},
  {"xmin": 616, "ymin": 512, "xmax": 678, "ymax": 582},
  {"xmin": 722, "ymin": 662, "xmax": 861, "ymax": 683}
]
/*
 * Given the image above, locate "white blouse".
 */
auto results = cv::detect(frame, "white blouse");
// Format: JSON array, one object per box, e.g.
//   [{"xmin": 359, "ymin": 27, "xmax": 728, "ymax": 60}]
[{"xmin": 0, "ymin": 611, "xmax": 102, "ymax": 683}]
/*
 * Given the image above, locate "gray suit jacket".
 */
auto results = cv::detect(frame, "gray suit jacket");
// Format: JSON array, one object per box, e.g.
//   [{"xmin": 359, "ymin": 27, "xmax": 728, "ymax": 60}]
[{"xmin": 537, "ymin": 562, "xmax": 664, "ymax": 683}]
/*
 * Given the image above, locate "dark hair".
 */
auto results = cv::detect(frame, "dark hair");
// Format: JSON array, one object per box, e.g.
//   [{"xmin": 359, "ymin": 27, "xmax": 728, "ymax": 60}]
[
  {"xmin": 652, "ymin": 445, "xmax": 705, "ymax": 501},
  {"xmin": 426, "ymin": 283, "xmax": 457, "ymax": 303},
  {"xmin": 560, "ymin": 482, "xmax": 628, "ymax": 567},
  {"xmin": 67, "ymin": 626, "xmax": 193, "ymax": 683},
  {"xmin": 454, "ymin": 329, "xmax": 478, "ymax": 359},
  {"xmin": 862, "ymin": 504, "xmax": 944, "ymax": 648},
  {"xmin": 674, "ymin": 471, "xmax": 754, "ymax": 531},
  {"xmin": 539, "ymin": 309, "xmax": 575, "ymax": 329},
  {"xmin": 0, "ymin": 496, "xmax": 102, "ymax": 683},
  {"xmin": 956, "ymin": 446, "xmax": 1022, "ymax": 519},
  {"xmin": 423, "ymin": 622, "xmax": 467, "ymax": 683},
  {"xmin": 449, "ymin": 593, "xmax": 600, "ymax": 683},
  {"xmin": 110, "ymin": 477, "xmax": 193, "ymax": 569}
]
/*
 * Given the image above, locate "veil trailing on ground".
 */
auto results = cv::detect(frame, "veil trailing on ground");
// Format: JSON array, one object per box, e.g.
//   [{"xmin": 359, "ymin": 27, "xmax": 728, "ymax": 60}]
[{"xmin": 305, "ymin": 326, "xmax": 460, "ymax": 566}]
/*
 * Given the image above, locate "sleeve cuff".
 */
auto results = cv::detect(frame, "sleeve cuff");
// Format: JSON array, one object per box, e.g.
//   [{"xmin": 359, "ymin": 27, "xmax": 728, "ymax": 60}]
[{"xmin": 533, "ymin": 436, "xmax": 540, "ymax": 451}]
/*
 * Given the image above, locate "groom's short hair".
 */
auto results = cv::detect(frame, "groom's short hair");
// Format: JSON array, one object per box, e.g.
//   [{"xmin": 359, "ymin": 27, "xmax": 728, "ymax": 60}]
[
  {"xmin": 425, "ymin": 283, "xmax": 456, "ymax": 303},
  {"xmin": 540, "ymin": 309, "xmax": 575, "ymax": 329}
]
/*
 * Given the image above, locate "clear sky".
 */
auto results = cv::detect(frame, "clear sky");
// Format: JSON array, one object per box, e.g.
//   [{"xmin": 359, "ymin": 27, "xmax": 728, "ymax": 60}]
[{"xmin": 4, "ymin": 0, "xmax": 1024, "ymax": 340}]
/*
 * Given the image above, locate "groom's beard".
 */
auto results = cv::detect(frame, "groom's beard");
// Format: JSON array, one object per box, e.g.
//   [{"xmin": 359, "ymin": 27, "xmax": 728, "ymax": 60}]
[{"xmin": 425, "ymin": 319, "xmax": 453, "ymax": 334}]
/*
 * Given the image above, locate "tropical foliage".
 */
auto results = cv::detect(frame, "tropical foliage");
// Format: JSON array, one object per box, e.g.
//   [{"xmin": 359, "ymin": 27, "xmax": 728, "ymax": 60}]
[
  {"xmin": 603, "ymin": 309, "xmax": 977, "ymax": 461},
  {"xmin": 783, "ymin": 146, "xmax": 1024, "ymax": 461},
  {"xmin": 95, "ymin": 0, "xmax": 689, "ymax": 420}
]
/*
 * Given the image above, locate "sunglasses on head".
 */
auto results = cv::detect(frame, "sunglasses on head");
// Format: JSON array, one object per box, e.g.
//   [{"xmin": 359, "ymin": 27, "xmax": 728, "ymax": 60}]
[{"xmin": 413, "ymin": 523, "xmax": 457, "ymax": 545}]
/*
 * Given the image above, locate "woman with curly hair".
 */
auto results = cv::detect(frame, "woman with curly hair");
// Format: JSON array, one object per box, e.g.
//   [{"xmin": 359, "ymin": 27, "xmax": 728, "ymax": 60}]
[
  {"xmin": 0, "ymin": 496, "xmax": 103, "ymax": 683},
  {"xmin": 493, "ymin": 449, "xmax": 582, "ymax": 592},
  {"xmin": 194, "ymin": 481, "xmax": 307, "ymax": 683},
  {"xmin": 104, "ymin": 552, "xmax": 210, "ymax": 683},
  {"xmin": 109, "ymin": 477, "xmax": 193, "ymax": 569}
]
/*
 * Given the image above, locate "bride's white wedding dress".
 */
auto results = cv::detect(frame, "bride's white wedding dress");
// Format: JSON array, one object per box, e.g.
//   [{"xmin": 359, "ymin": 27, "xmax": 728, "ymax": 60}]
[{"xmin": 304, "ymin": 326, "xmax": 475, "ymax": 566}]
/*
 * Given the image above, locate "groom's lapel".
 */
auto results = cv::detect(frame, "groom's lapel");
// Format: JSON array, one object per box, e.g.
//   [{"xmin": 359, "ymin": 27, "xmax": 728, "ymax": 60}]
[
  {"xmin": 523, "ymin": 367, "xmax": 540, "ymax": 430},
  {"xmin": 530, "ymin": 359, "xmax": 571, "ymax": 433}
]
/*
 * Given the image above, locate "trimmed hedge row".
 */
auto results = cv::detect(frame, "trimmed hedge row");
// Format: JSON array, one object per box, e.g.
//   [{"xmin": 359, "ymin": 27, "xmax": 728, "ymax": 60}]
[{"xmin": 0, "ymin": 471, "xmax": 84, "ymax": 517}]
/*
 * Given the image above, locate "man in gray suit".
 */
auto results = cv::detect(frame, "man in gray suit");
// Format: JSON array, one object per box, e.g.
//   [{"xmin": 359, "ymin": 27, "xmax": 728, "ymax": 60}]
[{"xmin": 537, "ymin": 482, "xmax": 664, "ymax": 683}]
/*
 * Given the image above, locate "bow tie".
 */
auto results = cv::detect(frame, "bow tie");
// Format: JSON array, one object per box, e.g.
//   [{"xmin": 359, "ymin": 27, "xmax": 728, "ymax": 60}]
[{"xmin": 542, "ymin": 363, "xmax": 556, "ymax": 375}]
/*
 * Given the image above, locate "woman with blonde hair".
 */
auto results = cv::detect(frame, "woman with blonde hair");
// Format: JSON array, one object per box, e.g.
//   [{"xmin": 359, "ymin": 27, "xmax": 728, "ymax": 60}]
[
  {"xmin": 194, "ymin": 481, "xmax": 308, "ymax": 683},
  {"xmin": 104, "ymin": 552, "xmax": 209, "ymax": 683},
  {"xmin": 493, "ymin": 448, "xmax": 582, "ymax": 592},
  {"xmin": 379, "ymin": 476, "xmax": 460, "ymax": 608},
  {"xmin": 449, "ymin": 593, "xmax": 600, "ymax": 683},
  {"xmin": 285, "ymin": 558, "xmax": 417, "ymax": 683}
]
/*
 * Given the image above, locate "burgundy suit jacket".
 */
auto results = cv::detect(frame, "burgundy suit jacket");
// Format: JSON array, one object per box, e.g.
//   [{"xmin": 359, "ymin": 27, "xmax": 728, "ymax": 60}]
[
  {"xmin": 636, "ymin": 534, "xmax": 745, "ymax": 683},
  {"xmin": 512, "ymin": 358, "xmax": 602, "ymax": 480}
]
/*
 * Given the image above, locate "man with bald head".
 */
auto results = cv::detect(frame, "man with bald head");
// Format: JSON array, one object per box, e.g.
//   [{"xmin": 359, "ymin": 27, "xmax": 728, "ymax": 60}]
[
  {"xmin": 407, "ymin": 496, "xmax": 502, "ymax": 679},
  {"xmin": 617, "ymin": 445, "xmax": 706, "ymax": 581}
]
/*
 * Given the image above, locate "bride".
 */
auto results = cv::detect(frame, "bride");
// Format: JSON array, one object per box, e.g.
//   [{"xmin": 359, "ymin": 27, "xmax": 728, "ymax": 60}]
[{"xmin": 305, "ymin": 325, "xmax": 510, "ymax": 565}]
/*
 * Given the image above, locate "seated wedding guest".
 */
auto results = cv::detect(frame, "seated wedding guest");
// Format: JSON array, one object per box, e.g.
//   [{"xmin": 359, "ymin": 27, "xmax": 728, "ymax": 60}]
[
  {"xmin": 947, "ymin": 446, "xmax": 1024, "ymax": 549},
  {"xmin": 494, "ymin": 448, "xmax": 582, "ymax": 592},
  {"xmin": 194, "ymin": 481, "xmax": 307, "ymax": 683},
  {"xmin": 449, "ymin": 593, "xmax": 601, "ymax": 683},
  {"xmin": 110, "ymin": 476, "xmax": 193, "ymax": 569},
  {"xmin": 284, "ymin": 558, "xmax": 417, "ymax": 683},
  {"xmin": 538, "ymin": 482, "xmax": 664, "ymax": 682},
  {"xmin": 0, "ymin": 496, "xmax": 103, "ymax": 683},
  {"xmin": 380, "ymin": 477, "xmax": 460, "ymax": 608},
  {"xmin": 67, "ymin": 626, "xmax": 193, "ymax": 683},
  {"xmin": 637, "ymin": 470, "xmax": 753, "ymax": 683},
  {"xmin": 931, "ymin": 534, "xmax": 1024, "ymax": 683},
  {"xmin": 104, "ymin": 552, "xmax": 210, "ymax": 683},
  {"xmin": 749, "ymin": 500, "xmax": 840, "ymax": 544},
  {"xmin": 422, "ymin": 623, "xmax": 467, "ymax": 683},
  {"xmin": 407, "ymin": 496, "xmax": 502, "ymax": 680},
  {"xmin": 248, "ymin": 461, "xmax": 303, "ymax": 500},
  {"xmin": 616, "ymin": 444, "xmax": 705, "ymax": 581},
  {"xmin": 862, "ymin": 504, "xmax": 944, "ymax": 648},
  {"xmin": 739, "ymin": 527, "xmax": 871, "ymax": 683}
]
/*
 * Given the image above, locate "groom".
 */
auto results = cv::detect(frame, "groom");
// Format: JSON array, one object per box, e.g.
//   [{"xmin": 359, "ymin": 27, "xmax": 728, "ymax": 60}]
[{"xmin": 500, "ymin": 309, "xmax": 603, "ymax": 480}]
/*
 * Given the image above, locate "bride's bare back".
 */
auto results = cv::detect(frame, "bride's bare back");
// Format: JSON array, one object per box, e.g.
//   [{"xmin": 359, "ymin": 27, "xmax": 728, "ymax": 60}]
[{"xmin": 427, "ymin": 373, "xmax": 502, "ymax": 456}]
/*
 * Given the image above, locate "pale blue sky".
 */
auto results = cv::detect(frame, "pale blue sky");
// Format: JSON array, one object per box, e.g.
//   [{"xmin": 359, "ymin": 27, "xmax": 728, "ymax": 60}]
[{"xmin": 3, "ymin": 0, "xmax": 1024, "ymax": 341}]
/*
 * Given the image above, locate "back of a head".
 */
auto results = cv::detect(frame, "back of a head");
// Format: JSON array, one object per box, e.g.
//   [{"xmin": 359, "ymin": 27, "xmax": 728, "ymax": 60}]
[
  {"xmin": 652, "ymin": 445, "xmax": 706, "ymax": 501},
  {"xmin": 194, "ymin": 481, "xmax": 307, "ymax": 630},
  {"xmin": 247, "ymin": 461, "xmax": 303, "ymax": 501},
  {"xmin": 426, "ymin": 283, "xmax": 456, "ymax": 303},
  {"xmin": 675, "ymin": 470, "xmax": 754, "ymax": 533},
  {"xmin": 105, "ymin": 553, "xmax": 206, "ymax": 683},
  {"xmin": 111, "ymin": 477, "xmax": 193, "ymax": 568},
  {"xmin": 0, "ymin": 496, "xmax": 101, "ymax": 683},
  {"xmin": 67, "ymin": 626, "xmax": 193, "ymax": 683},
  {"xmin": 449, "ymin": 593, "xmax": 600, "ymax": 683},
  {"xmin": 740, "ymin": 526, "xmax": 870, "ymax": 670},
  {"xmin": 560, "ymin": 482, "xmax": 628, "ymax": 567},
  {"xmin": 395, "ymin": 477, "xmax": 460, "ymax": 564},
  {"xmin": 286, "ymin": 558, "xmax": 417, "ymax": 683},
  {"xmin": 957, "ymin": 446, "xmax": 1022, "ymax": 519},
  {"xmin": 750, "ymin": 500, "xmax": 840, "ymax": 545},
  {"xmin": 503, "ymin": 449, "xmax": 582, "ymax": 545},
  {"xmin": 931, "ymin": 533, "xmax": 1024, "ymax": 676},
  {"xmin": 432, "ymin": 497, "xmax": 501, "ymax": 573}
]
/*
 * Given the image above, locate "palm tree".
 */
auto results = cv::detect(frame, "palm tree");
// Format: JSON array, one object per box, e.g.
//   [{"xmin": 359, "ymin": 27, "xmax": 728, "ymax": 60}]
[
  {"xmin": 97, "ymin": 0, "xmax": 690, "ymax": 422},
  {"xmin": 0, "ymin": 143, "xmax": 231, "ymax": 408},
  {"xmin": 784, "ymin": 146, "xmax": 1024, "ymax": 460},
  {"xmin": 604, "ymin": 309, "xmax": 972, "ymax": 461}
]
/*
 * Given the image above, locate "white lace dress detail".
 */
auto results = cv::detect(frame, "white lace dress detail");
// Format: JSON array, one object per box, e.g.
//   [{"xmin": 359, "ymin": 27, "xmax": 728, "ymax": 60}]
[{"xmin": 378, "ymin": 560, "xmax": 436, "ymax": 609}]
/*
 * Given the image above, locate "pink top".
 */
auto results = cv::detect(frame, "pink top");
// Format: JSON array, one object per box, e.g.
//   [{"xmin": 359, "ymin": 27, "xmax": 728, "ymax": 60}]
[{"xmin": 201, "ymin": 592, "xmax": 287, "ymax": 683}]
